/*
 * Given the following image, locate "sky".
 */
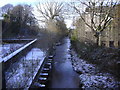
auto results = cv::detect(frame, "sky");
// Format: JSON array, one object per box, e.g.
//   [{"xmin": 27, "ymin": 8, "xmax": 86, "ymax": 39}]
[
  {"xmin": 0, "ymin": 0, "xmax": 38, "ymax": 7},
  {"xmin": 0, "ymin": 0, "xmax": 73, "ymax": 7},
  {"xmin": 1, "ymin": 0, "xmax": 119, "ymax": 28},
  {"xmin": 0, "ymin": 0, "xmax": 74, "ymax": 28}
]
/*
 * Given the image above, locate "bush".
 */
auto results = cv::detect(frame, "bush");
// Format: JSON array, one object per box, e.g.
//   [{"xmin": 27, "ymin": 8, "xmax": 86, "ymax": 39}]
[{"xmin": 70, "ymin": 36, "xmax": 120, "ymax": 80}]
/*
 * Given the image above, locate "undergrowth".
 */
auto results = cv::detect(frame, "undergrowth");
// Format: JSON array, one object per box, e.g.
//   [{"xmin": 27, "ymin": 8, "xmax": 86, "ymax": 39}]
[{"xmin": 71, "ymin": 38, "xmax": 120, "ymax": 80}]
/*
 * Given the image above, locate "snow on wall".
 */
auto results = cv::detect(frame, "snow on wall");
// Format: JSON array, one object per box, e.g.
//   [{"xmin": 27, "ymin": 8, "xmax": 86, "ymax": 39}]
[
  {"xmin": 1, "ymin": 39, "xmax": 37, "ymax": 63},
  {"xmin": 5, "ymin": 48, "xmax": 46, "ymax": 89}
]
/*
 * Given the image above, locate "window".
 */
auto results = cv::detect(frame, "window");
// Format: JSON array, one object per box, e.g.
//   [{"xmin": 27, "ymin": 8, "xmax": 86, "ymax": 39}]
[
  {"xmin": 101, "ymin": 41, "xmax": 106, "ymax": 47},
  {"xmin": 118, "ymin": 41, "xmax": 120, "ymax": 48},
  {"xmin": 109, "ymin": 41, "xmax": 114, "ymax": 47}
]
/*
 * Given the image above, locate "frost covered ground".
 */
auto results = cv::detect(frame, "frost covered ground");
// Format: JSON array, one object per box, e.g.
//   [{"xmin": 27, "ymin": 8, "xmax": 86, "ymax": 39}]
[
  {"xmin": 71, "ymin": 49, "xmax": 120, "ymax": 89},
  {"xmin": 5, "ymin": 48, "xmax": 46, "ymax": 89},
  {"xmin": 1, "ymin": 43, "xmax": 26, "ymax": 58}
]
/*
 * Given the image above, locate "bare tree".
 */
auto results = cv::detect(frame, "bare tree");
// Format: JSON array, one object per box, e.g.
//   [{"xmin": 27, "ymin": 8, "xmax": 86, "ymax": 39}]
[
  {"xmin": 71, "ymin": 0, "xmax": 119, "ymax": 45},
  {"xmin": 36, "ymin": 1, "xmax": 64, "ymax": 22},
  {"xmin": 35, "ymin": 1, "xmax": 68, "ymax": 46}
]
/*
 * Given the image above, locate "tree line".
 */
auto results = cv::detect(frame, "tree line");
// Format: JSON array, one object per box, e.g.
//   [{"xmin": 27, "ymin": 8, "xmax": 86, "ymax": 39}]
[
  {"xmin": 1, "ymin": 4, "xmax": 39, "ymax": 38},
  {"xmin": 1, "ymin": 1, "xmax": 68, "ymax": 40},
  {"xmin": 1, "ymin": 0, "xmax": 119, "ymax": 46}
]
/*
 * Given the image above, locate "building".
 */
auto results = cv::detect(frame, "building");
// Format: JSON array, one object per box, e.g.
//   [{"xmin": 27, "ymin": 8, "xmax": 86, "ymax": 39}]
[
  {"xmin": 101, "ymin": 4, "xmax": 120, "ymax": 48},
  {"xmin": 75, "ymin": 4, "xmax": 120, "ymax": 48}
]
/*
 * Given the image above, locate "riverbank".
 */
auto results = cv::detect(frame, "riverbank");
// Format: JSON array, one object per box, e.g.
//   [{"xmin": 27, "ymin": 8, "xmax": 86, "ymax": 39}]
[
  {"xmin": 70, "ymin": 39, "xmax": 120, "ymax": 77},
  {"xmin": 5, "ymin": 48, "xmax": 46, "ymax": 88},
  {"xmin": 71, "ymin": 49, "xmax": 120, "ymax": 89}
]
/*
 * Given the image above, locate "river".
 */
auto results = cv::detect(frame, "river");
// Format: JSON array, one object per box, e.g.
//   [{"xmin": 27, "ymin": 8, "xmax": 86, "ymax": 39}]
[{"xmin": 49, "ymin": 37, "xmax": 80, "ymax": 88}]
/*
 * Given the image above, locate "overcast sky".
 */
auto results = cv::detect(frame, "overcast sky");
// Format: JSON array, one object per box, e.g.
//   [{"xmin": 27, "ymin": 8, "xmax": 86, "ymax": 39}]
[
  {"xmin": 1, "ymin": 0, "xmax": 119, "ymax": 28},
  {"xmin": 0, "ymin": 0, "xmax": 73, "ymax": 7},
  {"xmin": 0, "ymin": 0, "xmax": 79, "ymax": 28}
]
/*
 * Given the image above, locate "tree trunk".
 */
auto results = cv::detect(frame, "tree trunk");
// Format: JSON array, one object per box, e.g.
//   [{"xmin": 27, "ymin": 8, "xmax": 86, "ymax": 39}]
[
  {"xmin": 96, "ymin": 35, "xmax": 99, "ymax": 46},
  {"xmin": 94, "ymin": 32, "xmax": 100, "ymax": 46}
]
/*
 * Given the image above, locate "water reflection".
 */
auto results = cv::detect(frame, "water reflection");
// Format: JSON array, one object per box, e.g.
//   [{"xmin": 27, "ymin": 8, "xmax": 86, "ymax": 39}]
[{"xmin": 50, "ymin": 37, "xmax": 79, "ymax": 88}]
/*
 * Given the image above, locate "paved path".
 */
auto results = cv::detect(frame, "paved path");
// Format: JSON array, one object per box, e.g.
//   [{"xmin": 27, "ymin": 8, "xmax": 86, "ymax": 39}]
[{"xmin": 49, "ymin": 37, "xmax": 79, "ymax": 88}]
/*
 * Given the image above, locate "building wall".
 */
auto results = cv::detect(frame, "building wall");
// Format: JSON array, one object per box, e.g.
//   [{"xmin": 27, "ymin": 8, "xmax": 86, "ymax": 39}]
[
  {"xmin": 102, "ymin": 4, "xmax": 120, "ymax": 48},
  {"xmin": 75, "ymin": 4, "xmax": 120, "ymax": 48}
]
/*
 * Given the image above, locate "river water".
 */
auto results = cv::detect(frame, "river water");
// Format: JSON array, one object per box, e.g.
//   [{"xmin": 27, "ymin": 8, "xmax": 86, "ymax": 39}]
[{"xmin": 49, "ymin": 37, "xmax": 80, "ymax": 88}]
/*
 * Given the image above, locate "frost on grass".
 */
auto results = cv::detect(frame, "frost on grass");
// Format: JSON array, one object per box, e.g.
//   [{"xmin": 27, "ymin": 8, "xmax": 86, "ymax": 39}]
[
  {"xmin": 2, "ymin": 43, "xmax": 25, "ymax": 58},
  {"xmin": 80, "ymin": 74, "xmax": 120, "ymax": 89},
  {"xmin": 71, "ymin": 49, "xmax": 120, "ymax": 89},
  {"xmin": 5, "ymin": 48, "xmax": 46, "ymax": 88}
]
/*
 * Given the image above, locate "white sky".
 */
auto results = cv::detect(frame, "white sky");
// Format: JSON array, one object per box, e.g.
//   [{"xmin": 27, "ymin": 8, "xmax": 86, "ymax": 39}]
[
  {"xmin": 0, "ymin": 0, "xmax": 73, "ymax": 7},
  {"xmin": 0, "ymin": 0, "xmax": 46, "ymax": 7},
  {"xmin": 0, "ymin": 0, "xmax": 74, "ymax": 28},
  {"xmin": 2, "ymin": 0, "xmax": 106, "ymax": 28},
  {"xmin": 1, "ymin": 0, "xmax": 119, "ymax": 28}
]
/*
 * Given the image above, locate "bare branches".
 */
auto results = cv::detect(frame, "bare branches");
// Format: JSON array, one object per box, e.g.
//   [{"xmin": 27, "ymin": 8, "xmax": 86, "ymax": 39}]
[
  {"xmin": 71, "ymin": 0, "xmax": 118, "ymax": 32},
  {"xmin": 70, "ymin": 0, "xmax": 118, "ymax": 45},
  {"xmin": 36, "ymin": 1, "xmax": 64, "ymax": 22}
]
